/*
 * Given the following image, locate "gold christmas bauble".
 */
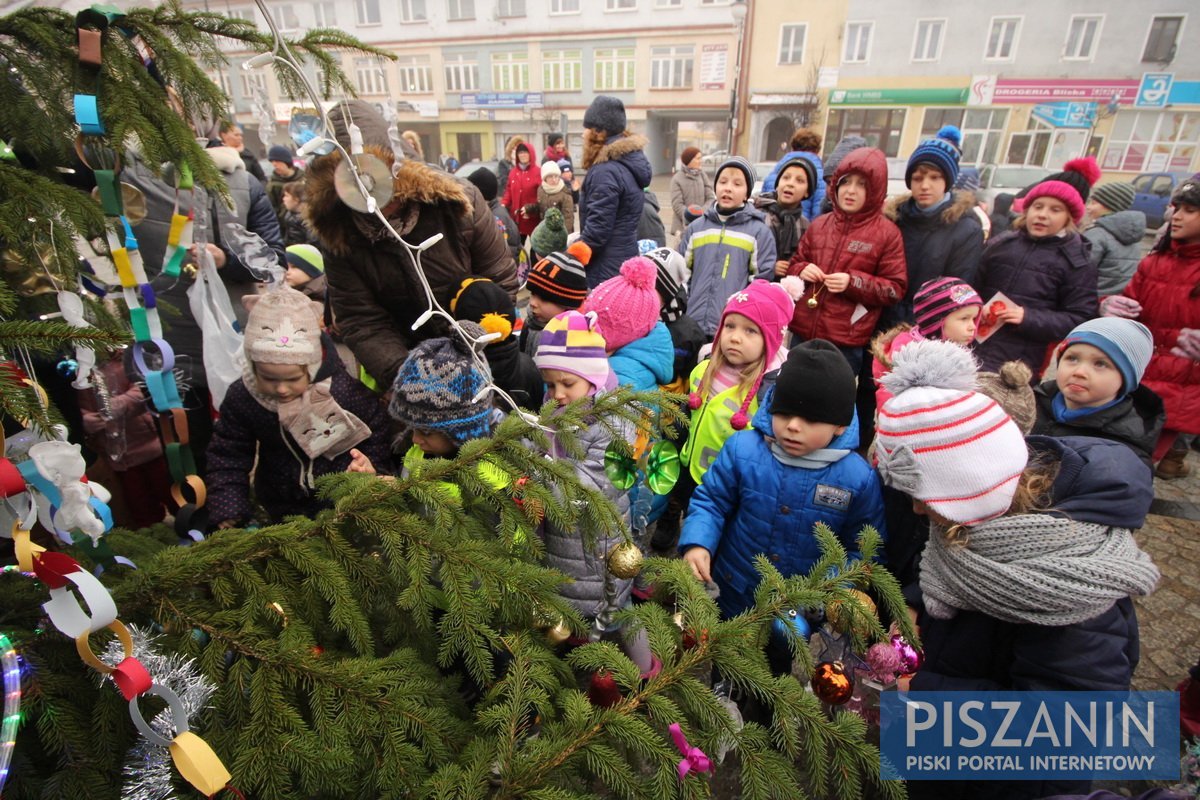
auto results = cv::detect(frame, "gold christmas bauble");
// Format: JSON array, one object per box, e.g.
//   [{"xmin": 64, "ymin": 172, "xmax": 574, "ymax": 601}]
[
  {"xmin": 806, "ymin": 296, "xmax": 819, "ymax": 308},
  {"xmin": 606, "ymin": 542, "xmax": 644, "ymax": 579},
  {"xmin": 827, "ymin": 589, "xmax": 878, "ymax": 636},
  {"xmin": 545, "ymin": 619, "xmax": 571, "ymax": 645}
]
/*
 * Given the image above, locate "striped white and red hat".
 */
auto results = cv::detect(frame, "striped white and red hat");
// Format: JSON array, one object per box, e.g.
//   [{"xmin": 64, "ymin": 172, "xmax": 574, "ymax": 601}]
[{"xmin": 875, "ymin": 339, "xmax": 1028, "ymax": 526}]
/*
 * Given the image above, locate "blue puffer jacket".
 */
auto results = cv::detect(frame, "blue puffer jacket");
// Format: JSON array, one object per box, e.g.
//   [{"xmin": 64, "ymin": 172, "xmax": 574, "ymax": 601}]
[
  {"xmin": 609, "ymin": 322, "xmax": 675, "ymax": 391},
  {"xmin": 679, "ymin": 390, "xmax": 886, "ymax": 618},
  {"xmin": 904, "ymin": 436, "xmax": 1155, "ymax": 800},
  {"xmin": 679, "ymin": 204, "xmax": 778, "ymax": 337},
  {"xmin": 579, "ymin": 134, "xmax": 653, "ymax": 287},
  {"xmin": 761, "ymin": 151, "xmax": 825, "ymax": 221}
]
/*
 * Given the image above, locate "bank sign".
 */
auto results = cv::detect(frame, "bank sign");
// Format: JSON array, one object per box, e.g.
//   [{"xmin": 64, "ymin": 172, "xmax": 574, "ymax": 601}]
[{"xmin": 881, "ymin": 691, "xmax": 1179, "ymax": 780}]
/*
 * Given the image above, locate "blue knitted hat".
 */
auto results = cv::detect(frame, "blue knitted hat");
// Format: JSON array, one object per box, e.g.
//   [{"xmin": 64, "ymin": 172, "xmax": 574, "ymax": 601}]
[
  {"xmin": 1061, "ymin": 317, "xmax": 1154, "ymax": 395},
  {"xmin": 906, "ymin": 125, "xmax": 962, "ymax": 188},
  {"xmin": 388, "ymin": 324, "xmax": 494, "ymax": 445}
]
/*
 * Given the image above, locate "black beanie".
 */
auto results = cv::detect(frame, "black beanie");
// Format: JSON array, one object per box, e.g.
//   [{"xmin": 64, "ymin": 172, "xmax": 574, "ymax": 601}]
[
  {"xmin": 466, "ymin": 166, "xmax": 499, "ymax": 202},
  {"xmin": 769, "ymin": 340, "xmax": 856, "ymax": 426}
]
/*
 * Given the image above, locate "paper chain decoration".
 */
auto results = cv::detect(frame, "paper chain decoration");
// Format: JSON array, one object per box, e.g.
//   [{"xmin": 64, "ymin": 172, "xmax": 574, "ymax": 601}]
[{"xmin": 71, "ymin": 5, "xmax": 210, "ymax": 544}]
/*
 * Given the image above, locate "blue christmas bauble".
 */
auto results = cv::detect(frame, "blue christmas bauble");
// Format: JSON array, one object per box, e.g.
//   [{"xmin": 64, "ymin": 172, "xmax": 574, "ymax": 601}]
[
  {"xmin": 771, "ymin": 608, "xmax": 811, "ymax": 643},
  {"xmin": 57, "ymin": 358, "xmax": 78, "ymax": 380}
]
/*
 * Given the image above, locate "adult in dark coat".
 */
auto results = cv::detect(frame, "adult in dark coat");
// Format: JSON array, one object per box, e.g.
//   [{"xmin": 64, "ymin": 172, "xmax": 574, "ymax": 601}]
[
  {"xmin": 636, "ymin": 188, "xmax": 666, "ymax": 248},
  {"xmin": 217, "ymin": 120, "xmax": 267, "ymax": 186},
  {"xmin": 305, "ymin": 104, "xmax": 517, "ymax": 388},
  {"xmin": 988, "ymin": 192, "xmax": 1016, "ymax": 235},
  {"xmin": 902, "ymin": 436, "xmax": 1159, "ymax": 800},
  {"xmin": 578, "ymin": 95, "xmax": 652, "ymax": 287}
]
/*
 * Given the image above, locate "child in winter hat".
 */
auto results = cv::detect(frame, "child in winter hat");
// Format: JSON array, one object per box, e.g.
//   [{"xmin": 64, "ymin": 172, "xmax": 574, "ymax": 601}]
[
  {"xmin": 580, "ymin": 256, "xmax": 662, "ymax": 353},
  {"xmin": 208, "ymin": 285, "xmax": 389, "ymax": 528},
  {"xmin": 1015, "ymin": 157, "xmax": 1101, "ymax": 224},
  {"xmin": 521, "ymin": 240, "xmax": 593, "ymax": 355},
  {"xmin": 876, "ymin": 338, "xmax": 1028, "ymax": 526},
  {"xmin": 912, "ymin": 277, "xmax": 982, "ymax": 342},
  {"xmin": 385, "ymin": 323, "xmax": 497, "ymax": 458},
  {"xmin": 534, "ymin": 309, "xmax": 615, "ymax": 399},
  {"xmin": 1031, "ymin": 317, "xmax": 1164, "ymax": 466},
  {"xmin": 906, "ymin": 125, "xmax": 962, "ymax": 190},
  {"xmin": 451, "ymin": 277, "xmax": 545, "ymax": 411},
  {"xmin": 284, "ymin": 244, "xmax": 325, "ymax": 300},
  {"xmin": 530, "ymin": 207, "xmax": 568, "ymax": 260}
]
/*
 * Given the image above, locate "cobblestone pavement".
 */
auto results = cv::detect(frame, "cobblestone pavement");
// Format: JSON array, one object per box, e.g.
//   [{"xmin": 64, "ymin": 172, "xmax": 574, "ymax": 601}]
[{"xmin": 1134, "ymin": 457, "xmax": 1200, "ymax": 692}]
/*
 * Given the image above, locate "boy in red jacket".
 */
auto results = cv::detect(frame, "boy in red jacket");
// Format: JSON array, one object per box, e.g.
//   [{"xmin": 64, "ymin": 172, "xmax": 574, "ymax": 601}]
[{"xmin": 786, "ymin": 147, "xmax": 907, "ymax": 376}]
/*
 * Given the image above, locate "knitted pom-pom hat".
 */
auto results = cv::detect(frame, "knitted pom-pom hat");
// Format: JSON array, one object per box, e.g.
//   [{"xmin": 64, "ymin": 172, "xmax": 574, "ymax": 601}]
[
  {"xmin": 876, "ymin": 339, "xmax": 1028, "ymax": 526},
  {"xmin": 389, "ymin": 322, "xmax": 494, "ymax": 446},
  {"xmin": 534, "ymin": 310, "xmax": 613, "ymax": 394},
  {"xmin": 530, "ymin": 207, "xmax": 568, "ymax": 257},
  {"xmin": 1016, "ymin": 157, "xmax": 1101, "ymax": 224},
  {"xmin": 451, "ymin": 277, "xmax": 517, "ymax": 344},
  {"xmin": 689, "ymin": 279, "xmax": 801, "ymax": 429},
  {"xmin": 580, "ymin": 256, "xmax": 661, "ymax": 352},
  {"xmin": 912, "ymin": 276, "xmax": 982, "ymax": 339},
  {"xmin": 527, "ymin": 240, "xmax": 592, "ymax": 308},
  {"xmin": 906, "ymin": 125, "xmax": 963, "ymax": 188}
]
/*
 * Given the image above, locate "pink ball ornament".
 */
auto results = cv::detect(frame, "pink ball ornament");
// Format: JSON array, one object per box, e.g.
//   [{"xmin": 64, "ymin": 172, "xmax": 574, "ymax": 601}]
[
  {"xmin": 890, "ymin": 634, "xmax": 923, "ymax": 674},
  {"xmin": 687, "ymin": 392, "xmax": 702, "ymax": 410},
  {"xmin": 866, "ymin": 642, "xmax": 903, "ymax": 683}
]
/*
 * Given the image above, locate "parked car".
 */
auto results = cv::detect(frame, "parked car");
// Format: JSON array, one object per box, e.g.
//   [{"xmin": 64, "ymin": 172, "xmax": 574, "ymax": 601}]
[
  {"xmin": 1130, "ymin": 171, "xmax": 1193, "ymax": 229},
  {"xmin": 751, "ymin": 161, "xmax": 776, "ymax": 197},
  {"xmin": 975, "ymin": 164, "xmax": 1055, "ymax": 212},
  {"xmin": 454, "ymin": 160, "xmax": 500, "ymax": 182}
]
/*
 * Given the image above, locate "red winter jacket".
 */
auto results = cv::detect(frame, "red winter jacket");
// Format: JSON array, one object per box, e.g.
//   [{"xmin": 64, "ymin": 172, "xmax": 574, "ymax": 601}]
[
  {"xmin": 786, "ymin": 148, "xmax": 907, "ymax": 346},
  {"xmin": 502, "ymin": 143, "xmax": 543, "ymax": 237},
  {"xmin": 1120, "ymin": 239, "xmax": 1200, "ymax": 435}
]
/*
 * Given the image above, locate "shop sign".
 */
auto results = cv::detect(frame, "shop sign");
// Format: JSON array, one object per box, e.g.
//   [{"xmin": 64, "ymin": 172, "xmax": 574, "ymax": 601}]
[
  {"xmin": 461, "ymin": 93, "xmax": 543, "ymax": 109},
  {"xmin": 991, "ymin": 78, "xmax": 1138, "ymax": 104},
  {"xmin": 828, "ymin": 87, "xmax": 968, "ymax": 105}
]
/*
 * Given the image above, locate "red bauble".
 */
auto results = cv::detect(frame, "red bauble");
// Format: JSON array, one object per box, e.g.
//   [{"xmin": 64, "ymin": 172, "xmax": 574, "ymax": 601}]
[
  {"xmin": 811, "ymin": 660, "xmax": 854, "ymax": 705},
  {"xmin": 587, "ymin": 671, "xmax": 622, "ymax": 708}
]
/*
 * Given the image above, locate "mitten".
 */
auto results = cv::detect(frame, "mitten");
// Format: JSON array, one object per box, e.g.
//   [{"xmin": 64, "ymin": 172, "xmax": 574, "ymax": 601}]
[
  {"xmin": 1100, "ymin": 294, "xmax": 1142, "ymax": 319},
  {"xmin": 1171, "ymin": 328, "xmax": 1200, "ymax": 361}
]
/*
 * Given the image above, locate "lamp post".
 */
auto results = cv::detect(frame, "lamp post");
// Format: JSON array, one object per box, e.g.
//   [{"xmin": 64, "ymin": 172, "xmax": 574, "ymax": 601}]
[{"xmin": 726, "ymin": 0, "xmax": 748, "ymax": 154}]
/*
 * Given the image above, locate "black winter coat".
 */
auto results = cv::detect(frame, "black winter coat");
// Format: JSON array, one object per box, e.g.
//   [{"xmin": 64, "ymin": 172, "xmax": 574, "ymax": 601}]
[
  {"xmin": 578, "ymin": 134, "xmax": 653, "ymax": 287},
  {"xmin": 484, "ymin": 338, "xmax": 545, "ymax": 412},
  {"xmin": 882, "ymin": 191, "xmax": 984, "ymax": 325},
  {"xmin": 905, "ymin": 436, "xmax": 1154, "ymax": 800},
  {"xmin": 637, "ymin": 190, "xmax": 666, "ymax": 248},
  {"xmin": 1031, "ymin": 381, "xmax": 1165, "ymax": 469},
  {"xmin": 973, "ymin": 229, "xmax": 1098, "ymax": 377}
]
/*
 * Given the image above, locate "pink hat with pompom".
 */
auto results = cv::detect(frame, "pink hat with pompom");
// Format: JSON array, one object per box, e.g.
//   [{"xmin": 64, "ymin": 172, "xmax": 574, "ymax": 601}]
[
  {"xmin": 690, "ymin": 278, "xmax": 802, "ymax": 430},
  {"xmin": 1014, "ymin": 157, "xmax": 1100, "ymax": 224},
  {"xmin": 580, "ymin": 256, "xmax": 662, "ymax": 352}
]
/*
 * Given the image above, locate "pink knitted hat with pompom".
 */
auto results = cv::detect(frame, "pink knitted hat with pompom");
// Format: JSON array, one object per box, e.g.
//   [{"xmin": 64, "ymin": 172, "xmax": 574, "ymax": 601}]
[
  {"xmin": 1014, "ymin": 157, "xmax": 1100, "ymax": 224},
  {"xmin": 689, "ymin": 278, "xmax": 802, "ymax": 430},
  {"xmin": 580, "ymin": 256, "xmax": 662, "ymax": 352}
]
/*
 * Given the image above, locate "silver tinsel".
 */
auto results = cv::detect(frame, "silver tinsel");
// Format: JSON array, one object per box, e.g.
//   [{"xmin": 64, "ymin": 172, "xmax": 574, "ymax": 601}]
[{"xmin": 101, "ymin": 625, "xmax": 217, "ymax": 800}]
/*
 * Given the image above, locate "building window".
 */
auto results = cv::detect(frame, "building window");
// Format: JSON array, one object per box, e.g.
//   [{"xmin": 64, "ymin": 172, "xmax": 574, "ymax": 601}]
[
  {"xmin": 396, "ymin": 55, "xmax": 432, "ymax": 93},
  {"xmin": 825, "ymin": 108, "xmax": 906, "ymax": 158},
  {"xmin": 447, "ymin": 0, "xmax": 473, "ymax": 21},
  {"xmin": 312, "ymin": 1, "xmax": 335, "ymax": 26},
  {"xmin": 912, "ymin": 18, "xmax": 945, "ymax": 62},
  {"xmin": 650, "ymin": 45, "xmax": 693, "ymax": 90},
  {"xmin": 497, "ymin": 0, "xmax": 524, "ymax": 17},
  {"xmin": 921, "ymin": 108, "xmax": 1009, "ymax": 166},
  {"xmin": 398, "ymin": 0, "xmax": 426, "ymax": 22},
  {"xmin": 656, "ymin": 0, "xmax": 682, "ymax": 6},
  {"xmin": 779, "ymin": 23, "xmax": 806, "ymax": 65},
  {"xmin": 355, "ymin": 0, "xmax": 380, "ymax": 25},
  {"xmin": 595, "ymin": 47, "xmax": 635, "ymax": 91},
  {"xmin": 1142, "ymin": 15, "xmax": 1183, "ymax": 63},
  {"xmin": 843, "ymin": 22, "xmax": 872, "ymax": 64},
  {"xmin": 227, "ymin": 7, "xmax": 254, "ymax": 21},
  {"xmin": 491, "ymin": 51, "xmax": 529, "ymax": 92},
  {"xmin": 1102, "ymin": 111, "xmax": 1199, "ymax": 172},
  {"xmin": 543, "ymin": 49, "xmax": 582, "ymax": 92},
  {"xmin": 550, "ymin": 0, "xmax": 580, "ymax": 14},
  {"xmin": 985, "ymin": 16, "xmax": 1021, "ymax": 61},
  {"xmin": 354, "ymin": 58, "xmax": 388, "ymax": 95},
  {"xmin": 273, "ymin": 4, "xmax": 299, "ymax": 30},
  {"xmin": 210, "ymin": 71, "xmax": 233, "ymax": 98},
  {"xmin": 605, "ymin": 0, "xmax": 635, "ymax": 9},
  {"xmin": 444, "ymin": 54, "xmax": 478, "ymax": 92},
  {"xmin": 1063, "ymin": 15, "xmax": 1102, "ymax": 61},
  {"xmin": 240, "ymin": 71, "xmax": 267, "ymax": 98}
]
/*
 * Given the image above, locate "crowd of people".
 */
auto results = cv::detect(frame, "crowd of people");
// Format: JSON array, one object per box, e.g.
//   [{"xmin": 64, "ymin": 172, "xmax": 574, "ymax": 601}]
[{"xmin": 20, "ymin": 92, "xmax": 1200, "ymax": 795}]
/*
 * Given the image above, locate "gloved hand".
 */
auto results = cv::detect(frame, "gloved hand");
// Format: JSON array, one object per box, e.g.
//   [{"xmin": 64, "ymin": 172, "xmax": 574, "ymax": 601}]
[
  {"xmin": 1172, "ymin": 328, "xmax": 1200, "ymax": 361},
  {"xmin": 1100, "ymin": 294, "xmax": 1142, "ymax": 319}
]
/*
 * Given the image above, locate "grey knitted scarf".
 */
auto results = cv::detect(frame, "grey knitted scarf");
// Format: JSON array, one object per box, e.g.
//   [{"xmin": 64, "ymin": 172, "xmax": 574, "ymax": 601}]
[{"xmin": 920, "ymin": 514, "xmax": 1160, "ymax": 627}]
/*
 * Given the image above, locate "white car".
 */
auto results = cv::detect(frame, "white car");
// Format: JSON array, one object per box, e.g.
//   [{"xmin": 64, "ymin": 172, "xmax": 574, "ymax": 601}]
[{"xmin": 975, "ymin": 165, "xmax": 1055, "ymax": 212}]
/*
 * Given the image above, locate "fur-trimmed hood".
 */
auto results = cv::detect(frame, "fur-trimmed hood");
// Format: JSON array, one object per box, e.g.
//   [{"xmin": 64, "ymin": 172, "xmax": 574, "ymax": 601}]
[
  {"xmin": 870, "ymin": 323, "xmax": 916, "ymax": 372},
  {"xmin": 504, "ymin": 136, "xmax": 530, "ymax": 164},
  {"xmin": 206, "ymin": 145, "xmax": 246, "ymax": 175},
  {"xmin": 304, "ymin": 145, "xmax": 472, "ymax": 256},
  {"xmin": 884, "ymin": 190, "xmax": 977, "ymax": 225},
  {"xmin": 588, "ymin": 133, "xmax": 649, "ymax": 167}
]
